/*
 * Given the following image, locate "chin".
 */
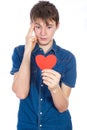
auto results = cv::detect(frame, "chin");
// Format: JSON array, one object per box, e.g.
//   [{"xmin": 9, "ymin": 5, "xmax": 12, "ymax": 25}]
[
  {"xmin": 38, "ymin": 39, "xmax": 51, "ymax": 46},
  {"xmin": 38, "ymin": 41, "xmax": 49, "ymax": 46}
]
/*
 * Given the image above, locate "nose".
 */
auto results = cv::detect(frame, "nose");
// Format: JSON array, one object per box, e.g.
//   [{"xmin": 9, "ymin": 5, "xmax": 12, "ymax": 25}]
[{"xmin": 40, "ymin": 27, "xmax": 46, "ymax": 36}]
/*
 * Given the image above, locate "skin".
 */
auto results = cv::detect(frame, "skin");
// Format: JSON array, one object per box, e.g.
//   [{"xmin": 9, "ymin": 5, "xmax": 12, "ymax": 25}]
[{"xmin": 12, "ymin": 18, "xmax": 72, "ymax": 112}]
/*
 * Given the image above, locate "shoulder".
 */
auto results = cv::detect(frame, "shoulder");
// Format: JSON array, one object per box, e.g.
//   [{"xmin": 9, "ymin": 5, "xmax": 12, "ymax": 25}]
[
  {"xmin": 13, "ymin": 45, "xmax": 25, "ymax": 57},
  {"xmin": 14, "ymin": 45, "xmax": 25, "ymax": 52},
  {"xmin": 56, "ymin": 45, "xmax": 76, "ymax": 62}
]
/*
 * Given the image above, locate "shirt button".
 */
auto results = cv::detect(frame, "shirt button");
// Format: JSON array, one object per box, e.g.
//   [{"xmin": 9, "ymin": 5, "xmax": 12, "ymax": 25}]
[
  {"xmin": 40, "ymin": 98, "xmax": 43, "ymax": 101},
  {"xmin": 40, "ymin": 48, "xmax": 42, "ymax": 51},
  {"xmin": 41, "ymin": 84, "xmax": 43, "ymax": 87},
  {"xmin": 40, "ymin": 112, "xmax": 42, "ymax": 115},
  {"xmin": 40, "ymin": 124, "xmax": 42, "ymax": 127}
]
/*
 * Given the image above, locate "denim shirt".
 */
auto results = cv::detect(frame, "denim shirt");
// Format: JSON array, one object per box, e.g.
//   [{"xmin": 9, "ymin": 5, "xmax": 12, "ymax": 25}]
[{"xmin": 10, "ymin": 40, "xmax": 77, "ymax": 130}]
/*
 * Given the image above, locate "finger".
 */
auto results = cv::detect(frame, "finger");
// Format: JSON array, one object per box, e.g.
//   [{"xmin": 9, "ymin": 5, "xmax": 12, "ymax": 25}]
[
  {"xmin": 43, "ymin": 77, "xmax": 56, "ymax": 89},
  {"xmin": 42, "ymin": 69, "xmax": 61, "ymax": 78},
  {"xmin": 42, "ymin": 76, "xmax": 50, "ymax": 82},
  {"xmin": 42, "ymin": 72, "xmax": 54, "ymax": 80},
  {"xmin": 43, "ymin": 80, "xmax": 53, "ymax": 88},
  {"xmin": 42, "ymin": 69, "xmax": 55, "ymax": 75},
  {"xmin": 42, "ymin": 74, "xmax": 58, "ymax": 85},
  {"xmin": 32, "ymin": 36, "xmax": 37, "ymax": 45},
  {"xmin": 27, "ymin": 23, "xmax": 35, "ymax": 36},
  {"xmin": 42, "ymin": 77, "xmax": 53, "ymax": 87}
]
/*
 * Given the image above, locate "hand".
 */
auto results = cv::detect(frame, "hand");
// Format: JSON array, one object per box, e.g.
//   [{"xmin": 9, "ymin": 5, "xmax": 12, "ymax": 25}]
[
  {"xmin": 42, "ymin": 69, "xmax": 61, "ymax": 92},
  {"xmin": 25, "ymin": 23, "xmax": 37, "ymax": 52}
]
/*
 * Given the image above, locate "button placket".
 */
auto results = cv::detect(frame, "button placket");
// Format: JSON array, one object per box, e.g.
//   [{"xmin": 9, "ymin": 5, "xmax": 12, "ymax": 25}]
[
  {"xmin": 39, "ymin": 83, "xmax": 43, "ymax": 117},
  {"xmin": 38, "ymin": 81, "xmax": 44, "ymax": 129}
]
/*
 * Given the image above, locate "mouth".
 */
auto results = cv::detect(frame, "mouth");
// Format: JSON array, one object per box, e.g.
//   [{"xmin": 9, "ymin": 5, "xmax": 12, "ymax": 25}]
[{"xmin": 39, "ymin": 37, "xmax": 47, "ymax": 41}]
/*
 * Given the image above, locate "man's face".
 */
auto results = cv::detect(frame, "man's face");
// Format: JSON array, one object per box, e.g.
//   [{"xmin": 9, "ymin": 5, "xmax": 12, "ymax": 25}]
[{"xmin": 33, "ymin": 18, "xmax": 58, "ymax": 46}]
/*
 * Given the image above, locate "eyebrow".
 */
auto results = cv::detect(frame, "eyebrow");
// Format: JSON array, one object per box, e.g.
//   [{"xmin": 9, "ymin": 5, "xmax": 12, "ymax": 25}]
[
  {"xmin": 34, "ymin": 23, "xmax": 40, "ymax": 25},
  {"xmin": 34, "ymin": 23, "xmax": 54, "ymax": 26}
]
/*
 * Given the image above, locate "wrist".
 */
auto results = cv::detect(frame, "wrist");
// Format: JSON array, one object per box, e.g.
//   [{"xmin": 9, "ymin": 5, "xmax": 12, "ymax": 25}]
[{"xmin": 49, "ymin": 86, "xmax": 59, "ymax": 94}]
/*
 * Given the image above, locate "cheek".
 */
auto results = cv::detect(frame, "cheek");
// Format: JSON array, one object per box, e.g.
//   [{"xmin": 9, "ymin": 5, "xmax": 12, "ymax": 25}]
[
  {"xmin": 49, "ymin": 30, "xmax": 56, "ymax": 37},
  {"xmin": 34, "ymin": 29, "xmax": 40, "ymax": 36},
  {"xmin": 34, "ymin": 31, "xmax": 38, "ymax": 38},
  {"xmin": 34, "ymin": 31, "xmax": 40, "ymax": 40}
]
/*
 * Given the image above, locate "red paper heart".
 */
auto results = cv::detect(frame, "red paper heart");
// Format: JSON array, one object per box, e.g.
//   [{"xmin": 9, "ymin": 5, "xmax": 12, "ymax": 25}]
[{"xmin": 35, "ymin": 54, "xmax": 57, "ymax": 70}]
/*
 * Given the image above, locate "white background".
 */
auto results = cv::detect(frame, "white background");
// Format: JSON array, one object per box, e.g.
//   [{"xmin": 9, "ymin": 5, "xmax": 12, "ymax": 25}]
[{"xmin": 0, "ymin": 0, "xmax": 87, "ymax": 130}]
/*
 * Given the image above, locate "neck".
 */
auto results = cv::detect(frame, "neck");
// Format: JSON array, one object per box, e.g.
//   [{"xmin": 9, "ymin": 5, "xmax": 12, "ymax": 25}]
[{"xmin": 38, "ymin": 39, "xmax": 53, "ymax": 53}]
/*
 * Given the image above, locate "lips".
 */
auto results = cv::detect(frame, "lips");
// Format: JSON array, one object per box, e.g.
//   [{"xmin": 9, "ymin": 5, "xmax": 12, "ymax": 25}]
[{"xmin": 40, "ymin": 37, "xmax": 47, "ymax": 41}]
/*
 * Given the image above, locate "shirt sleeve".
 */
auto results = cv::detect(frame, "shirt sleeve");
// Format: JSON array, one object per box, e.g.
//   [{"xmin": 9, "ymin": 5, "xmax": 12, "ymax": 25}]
[
  {"xmin": 10, "ymin": 46, "xmax": 24, "ymax": 75},
  {"xmin": 62, "ymin": 53, "xmax": 77, "ymax": 88}
]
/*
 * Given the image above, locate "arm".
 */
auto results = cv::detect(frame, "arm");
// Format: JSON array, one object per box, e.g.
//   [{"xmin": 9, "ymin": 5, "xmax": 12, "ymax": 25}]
[
  {"xmin": 50, "ymin": 83, "xmax": 71, "ymax": 112},
  {"xmin": 42, "ymin": 69, "xmax": 71, "ymax": 112},
  {"xmin": 12, "ymin": 24, "xmax": 37, "ymax": 99}
]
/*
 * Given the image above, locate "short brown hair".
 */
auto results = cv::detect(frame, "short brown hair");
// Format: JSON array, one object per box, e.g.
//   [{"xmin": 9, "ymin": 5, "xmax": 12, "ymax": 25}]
[{"xmin": 30, "ymin": 1, "xmax": 59, "ymax": 26}]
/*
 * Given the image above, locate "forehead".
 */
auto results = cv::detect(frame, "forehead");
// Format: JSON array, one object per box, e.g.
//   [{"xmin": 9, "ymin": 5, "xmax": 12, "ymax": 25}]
[{"xmin": 33, "ymin": 18, "xmax": 56, "ymax": 25}]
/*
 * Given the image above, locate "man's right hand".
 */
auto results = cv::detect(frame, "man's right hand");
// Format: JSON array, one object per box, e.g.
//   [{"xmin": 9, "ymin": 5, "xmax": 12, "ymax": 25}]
[{"xmin": 25, "ymin": 23, "xmax": 37, "ymax": 53}]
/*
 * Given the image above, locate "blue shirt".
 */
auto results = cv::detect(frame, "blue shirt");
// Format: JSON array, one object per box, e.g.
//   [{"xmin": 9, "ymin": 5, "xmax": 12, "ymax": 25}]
[{"xmin": 10, "ymin": 40, "xmax": 77, "ymax": 130}]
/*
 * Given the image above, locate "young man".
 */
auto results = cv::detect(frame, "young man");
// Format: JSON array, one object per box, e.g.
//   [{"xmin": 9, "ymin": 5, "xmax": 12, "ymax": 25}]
[{"xmin": 10, "ymin": 1, "xmax": 77, "ymax": 130}]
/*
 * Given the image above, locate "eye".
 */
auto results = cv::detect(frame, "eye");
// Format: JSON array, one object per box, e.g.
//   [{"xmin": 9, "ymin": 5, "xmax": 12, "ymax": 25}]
[
  {"xmin": 47, "ymin": 26, "xmax": 52, "ymax": 29},
  {"xmin": 35, "ymin": 25, "xmax": 40, "ymax": 29}
]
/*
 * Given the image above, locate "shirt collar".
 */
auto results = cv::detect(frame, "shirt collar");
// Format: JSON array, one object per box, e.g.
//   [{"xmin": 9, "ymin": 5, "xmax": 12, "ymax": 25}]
[{"xmin": 32, "ymin": 39, "xmax": 57, "ymax": 54}]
